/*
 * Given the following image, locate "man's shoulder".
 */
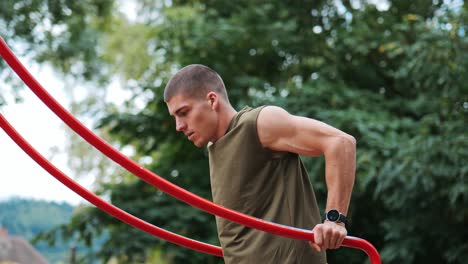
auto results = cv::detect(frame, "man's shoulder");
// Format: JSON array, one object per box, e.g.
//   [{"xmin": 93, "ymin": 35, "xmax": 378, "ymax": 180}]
[{"xmin": 238, "ymin": 105, "xmax": 268, "ymax": 119}]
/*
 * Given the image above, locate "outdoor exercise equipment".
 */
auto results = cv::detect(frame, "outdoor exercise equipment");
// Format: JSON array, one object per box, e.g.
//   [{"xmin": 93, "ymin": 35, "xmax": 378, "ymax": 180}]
[
  {"xmin": 0, "ymin": 113, "xmax": 222, "ymax": 256},
  {"xmin": 0, "ymin": 36, "xmax": 381, "ymax": 264}
]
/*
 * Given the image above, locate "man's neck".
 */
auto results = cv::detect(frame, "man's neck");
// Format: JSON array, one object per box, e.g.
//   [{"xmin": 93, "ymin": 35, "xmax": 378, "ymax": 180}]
[{"xmin": 214, "ymin": 105, "xmax": 237, "ymax": 142}]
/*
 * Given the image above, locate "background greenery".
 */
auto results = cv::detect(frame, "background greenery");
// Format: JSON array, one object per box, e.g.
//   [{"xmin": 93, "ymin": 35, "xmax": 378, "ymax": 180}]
[
  {"xmin": 0, "ymin": 198, "xmax": 107, "ymax": 263},
  {"xmin": 1, "ymin": 0, "xmax": 467, "ymax": 263},
  {"xmin": 0, "ymin": 198, "xmax": 75, "ymax": 263}
]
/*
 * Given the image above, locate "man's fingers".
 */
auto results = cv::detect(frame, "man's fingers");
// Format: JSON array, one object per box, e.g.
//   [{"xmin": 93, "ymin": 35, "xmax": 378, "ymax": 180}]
[
  {"xmin": 335, "ymin": 227, "xmax": 347, "ymax": 248},
  {"xmin": 314, "ymin": 222, "xmax": 348, "ymax": 250},
  {"xmin": 311, "ymin": 225, "xmax": 323, "ymax": 251},
  {"xmin": 309, "ymin": 242, "xmax": 322, "ymax": 252},
  {"xmin": 311, "ymin": 223, "xmax": 348, "ymax": 251},
  {"xmin": 322, "ymin": 226, "xmax": 332, "ymax": 249},
  {"xmin": 335, "ymin": 234, "xmax": 346, "ymax": 249},
  {"xmin": 328, "ymin": 229, "xmax": 339, "ymax": 249},
  {"xmin": 327, "ymin": 223, "xmax": 347, "ymax": 249}
]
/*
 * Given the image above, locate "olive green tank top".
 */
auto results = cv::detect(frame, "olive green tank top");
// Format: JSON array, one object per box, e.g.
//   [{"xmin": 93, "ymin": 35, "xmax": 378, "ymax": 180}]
[{"xmin": 208, "ymin": 106, "xmax": 326, "ymax": 264}]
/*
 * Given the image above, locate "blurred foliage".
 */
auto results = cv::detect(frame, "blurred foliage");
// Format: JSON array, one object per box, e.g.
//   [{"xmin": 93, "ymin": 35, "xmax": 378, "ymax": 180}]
[
  {"xmin": 2, "ymin": 0, "xmax": 467, "ymax": 263},
  {"xmin": 0, "ymin": 0, "xmax": 114, "ymax": 105},
  {"xmin": 0, "ymin": 198, "xmax": 76, "ymax": 263}
]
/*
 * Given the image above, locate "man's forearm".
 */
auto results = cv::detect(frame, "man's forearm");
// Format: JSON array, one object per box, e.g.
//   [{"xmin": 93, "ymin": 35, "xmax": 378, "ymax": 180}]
[{"xmin": 324, "ymin": 134, "xmax": 356, "ymax": 215}]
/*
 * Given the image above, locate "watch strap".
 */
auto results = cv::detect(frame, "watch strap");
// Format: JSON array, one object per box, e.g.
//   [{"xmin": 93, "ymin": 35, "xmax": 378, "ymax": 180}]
[{"xmin": 324, "ymin": 210, "xmax": 349, "ymax": 227}]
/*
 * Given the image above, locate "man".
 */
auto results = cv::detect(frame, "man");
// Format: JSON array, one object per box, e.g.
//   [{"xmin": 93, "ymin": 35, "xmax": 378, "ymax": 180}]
[{"xmin": 164, "ymin": 64, "xmax": 355, "ymax": 263}]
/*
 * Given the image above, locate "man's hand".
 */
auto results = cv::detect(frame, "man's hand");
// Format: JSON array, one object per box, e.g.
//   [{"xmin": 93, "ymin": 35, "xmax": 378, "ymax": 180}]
[{"xmin": 309, "ymin": 221, "xmax": 347, "ymax": 252}]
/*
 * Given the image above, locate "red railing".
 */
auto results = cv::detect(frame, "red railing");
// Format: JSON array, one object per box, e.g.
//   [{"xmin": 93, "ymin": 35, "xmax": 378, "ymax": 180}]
[
  {"xmin": 0, "ymin": 113, "xmax": 222, "ymax": 256},
  {"xmin": 0, "ymin": 36, "xmax": 381, "ymax": 264}
]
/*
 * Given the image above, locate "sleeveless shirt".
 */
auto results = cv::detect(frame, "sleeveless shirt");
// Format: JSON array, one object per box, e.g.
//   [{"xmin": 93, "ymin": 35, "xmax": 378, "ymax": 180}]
[{"xmin": 208, "ymin": 106, "xmax": 327, "ymax": 264}]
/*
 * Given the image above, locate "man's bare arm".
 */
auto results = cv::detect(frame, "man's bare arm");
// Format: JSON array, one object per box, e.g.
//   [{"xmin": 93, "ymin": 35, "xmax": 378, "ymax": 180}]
[{"xmin": 257, "ymin": 106, "xmax": 356, "ymax": 250}]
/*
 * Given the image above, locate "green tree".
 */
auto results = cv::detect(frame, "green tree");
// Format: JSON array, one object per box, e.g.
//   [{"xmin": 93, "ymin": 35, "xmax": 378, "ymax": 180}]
[
  {"xmin": 81, "ymin": 1, "xmax": 468, "ymax": 263},
  {"xmin": 2, "ymin": 0, "xmax": 467, "ymax": 263},
  {"xmin": 0, "ymin": 0, "xmax": 114, "ymax": 105},
  {"xmin": 0, "ymin": 198, "xmax": 75, "ymax": 263}
]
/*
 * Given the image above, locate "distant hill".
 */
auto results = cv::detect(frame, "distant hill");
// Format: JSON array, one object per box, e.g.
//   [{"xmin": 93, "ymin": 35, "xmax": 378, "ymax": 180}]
[{"xmin": 0, "ymin": 197, "xmax": 75, "ymax": 263}]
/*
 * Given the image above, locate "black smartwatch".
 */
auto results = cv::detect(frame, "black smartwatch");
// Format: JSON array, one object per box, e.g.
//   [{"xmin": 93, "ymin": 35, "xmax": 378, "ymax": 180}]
[{"xmin": 324, "ymin": 209, "xmax": 348, "ymax": 227}]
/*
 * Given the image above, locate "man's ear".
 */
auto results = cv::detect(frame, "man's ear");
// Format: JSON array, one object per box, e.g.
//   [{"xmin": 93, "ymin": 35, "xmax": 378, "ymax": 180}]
[{"xmin": 206, "ymin": 92, "xmax": 218, "ymax": 109}]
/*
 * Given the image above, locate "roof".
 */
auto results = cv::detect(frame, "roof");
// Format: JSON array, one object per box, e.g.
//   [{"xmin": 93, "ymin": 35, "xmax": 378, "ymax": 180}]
[{"xmin": 0, "ymin": 230, "xmax": 48, "ymax": 264}]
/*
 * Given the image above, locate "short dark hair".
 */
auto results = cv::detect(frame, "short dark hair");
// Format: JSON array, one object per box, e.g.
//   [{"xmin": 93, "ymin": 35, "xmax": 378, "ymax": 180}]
[{"xmin": 164, "ymin": 64, "xmax": 229, "ymax": 103}]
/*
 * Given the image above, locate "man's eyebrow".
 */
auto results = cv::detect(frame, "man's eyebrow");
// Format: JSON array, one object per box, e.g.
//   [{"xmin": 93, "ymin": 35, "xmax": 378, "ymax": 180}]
[{"xmin": 174, "ymin": 106, "xmax": 188, "ymax": 116}]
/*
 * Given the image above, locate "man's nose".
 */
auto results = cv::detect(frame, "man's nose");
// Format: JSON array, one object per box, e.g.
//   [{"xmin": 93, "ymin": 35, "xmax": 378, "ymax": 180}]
[{"xmin": 176, "ymin": 119, "xmax": 186, "ymax": 132}]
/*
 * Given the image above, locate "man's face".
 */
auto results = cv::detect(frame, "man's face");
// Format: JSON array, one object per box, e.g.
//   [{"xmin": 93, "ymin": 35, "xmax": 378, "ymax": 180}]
[{"xmin": 166, "ymin": 94, "xmax": 218, "ymax": 147}]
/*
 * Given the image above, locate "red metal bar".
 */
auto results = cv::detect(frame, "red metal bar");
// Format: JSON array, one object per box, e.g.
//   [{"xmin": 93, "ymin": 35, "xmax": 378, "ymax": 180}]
[
  {"xmin": 0, "ymin": 36, "xmax": 381, "ymax": 264},
  {"xmin": 0, "ymin": 113, "xmax": 222, "ymax": 256}
]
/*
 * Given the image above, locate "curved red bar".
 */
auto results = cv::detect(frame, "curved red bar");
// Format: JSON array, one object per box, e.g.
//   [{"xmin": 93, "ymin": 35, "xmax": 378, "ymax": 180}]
[
  {"xmin": 0, "ymin": 113, "xmax": 223, "ymax": 256},
  {"xmin": 0, "ymin": 36, "xmax": 381, "ymax": 264}
]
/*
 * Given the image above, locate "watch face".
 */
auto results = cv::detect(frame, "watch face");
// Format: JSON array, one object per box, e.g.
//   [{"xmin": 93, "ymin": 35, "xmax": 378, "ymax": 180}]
[{"xmin": 327, "ymin": 210, "xmax": 340, "ymax": 222}]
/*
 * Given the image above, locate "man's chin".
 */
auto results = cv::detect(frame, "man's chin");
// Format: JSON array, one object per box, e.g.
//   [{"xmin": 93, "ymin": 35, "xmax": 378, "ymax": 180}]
[{"xmin": 192, "ymin": 140, "xmax": 206, "ymax": 148}]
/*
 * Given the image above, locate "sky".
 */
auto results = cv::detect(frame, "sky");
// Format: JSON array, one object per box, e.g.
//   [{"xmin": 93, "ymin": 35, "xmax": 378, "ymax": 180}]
[
  {"xmin": 0, "ymin": 0, "xmax": 139, "ymax": 206},
  {"xmin": 0, "ymin": 62, "xmax": 95, "ymax": 206}
]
